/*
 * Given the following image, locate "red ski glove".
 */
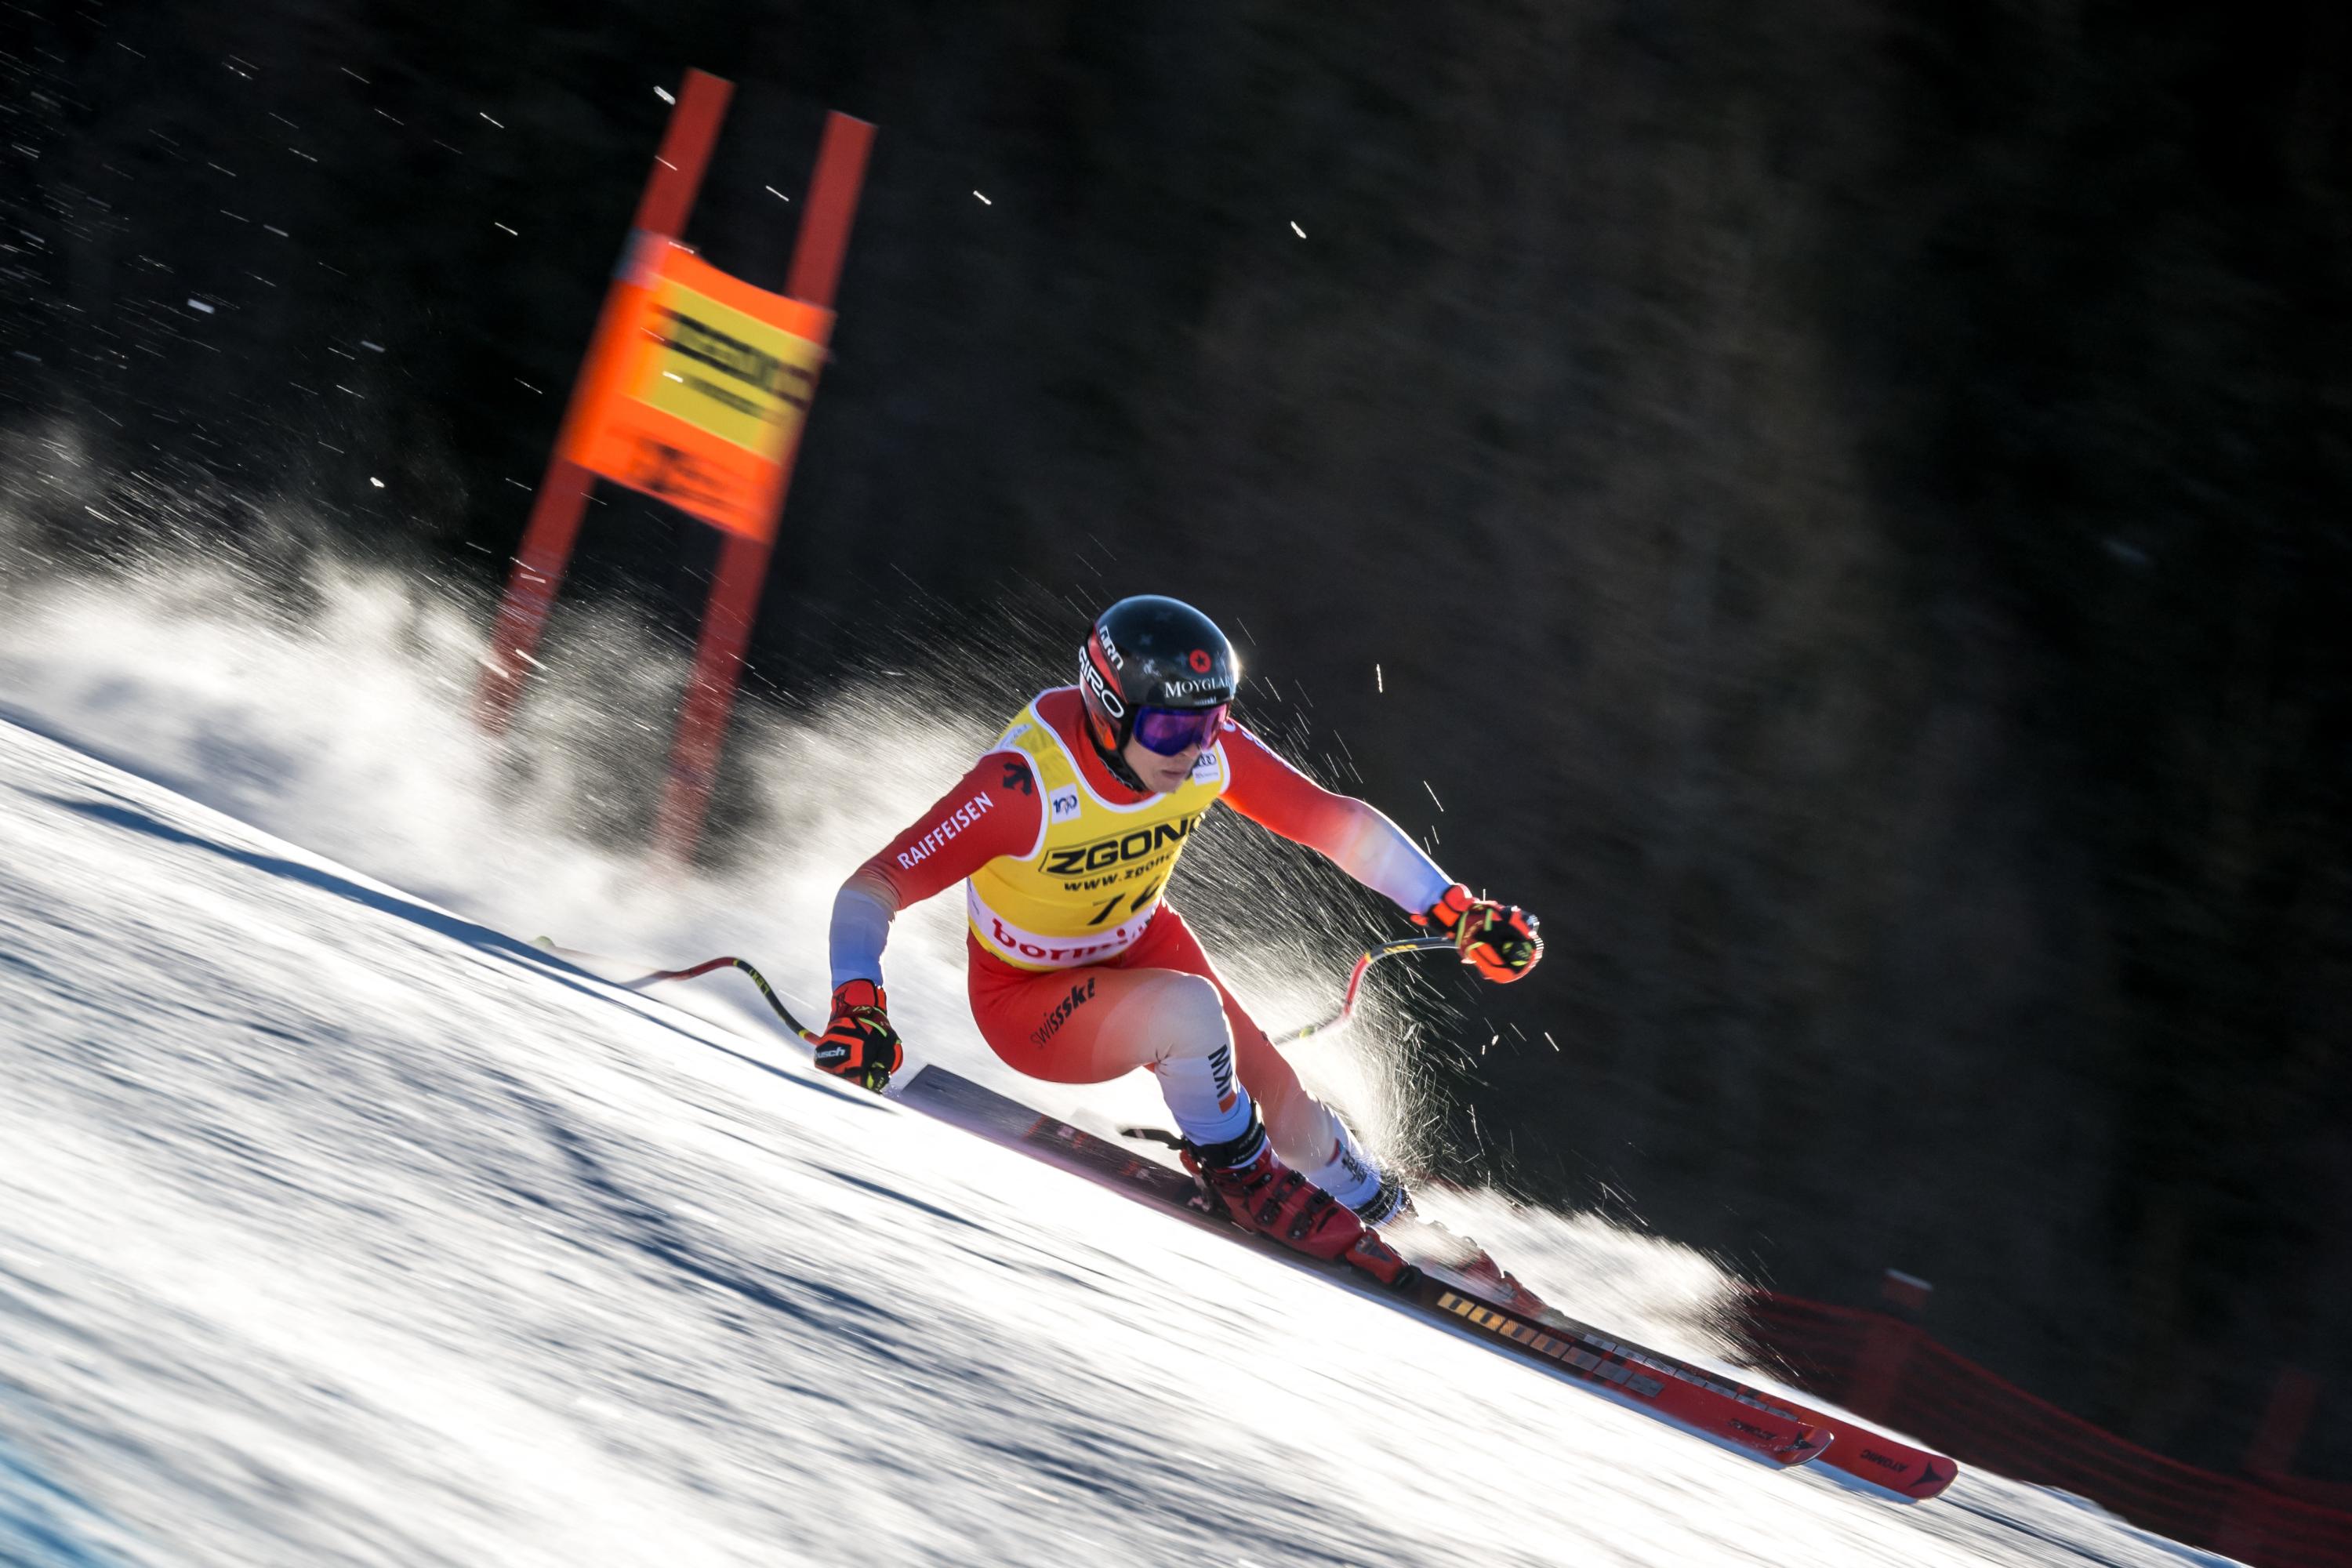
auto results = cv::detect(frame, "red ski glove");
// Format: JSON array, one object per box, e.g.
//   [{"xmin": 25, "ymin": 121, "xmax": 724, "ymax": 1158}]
[
  {"xmin": 1414, "ymin": 884, "xmax": 1543, "ymax": 984},
  {"xmin": 815, "ymin": 980, "xmax": 903, "ymax": 1092}
]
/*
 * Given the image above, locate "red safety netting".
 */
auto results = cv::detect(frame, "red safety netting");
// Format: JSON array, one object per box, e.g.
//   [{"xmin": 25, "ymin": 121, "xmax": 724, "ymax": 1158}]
[
  {"xmin": 2259, "ymin": 1474, "xmax": 2352, "ymax": 1514},
  {"xmin": 1739, "ymin": 1292, "xmax": 2352, "ymax": 1568}
]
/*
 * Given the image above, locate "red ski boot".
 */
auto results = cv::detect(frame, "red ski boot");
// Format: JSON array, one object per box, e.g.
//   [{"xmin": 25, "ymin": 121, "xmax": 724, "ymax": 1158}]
[{"xmin": 1186, "ymin": 1116, "xmax": 1417, "ymax": 1287}]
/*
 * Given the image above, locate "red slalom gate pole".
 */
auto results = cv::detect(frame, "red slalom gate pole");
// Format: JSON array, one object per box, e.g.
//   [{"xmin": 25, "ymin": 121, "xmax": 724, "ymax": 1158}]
[
  {"xmin": 475, "ymin": 70, "xmax": 735, "ymax": 735},
  {"xmin": 474, "ymin": 457, "xmax": 593, "ymax": 731},
  {"xmin": 651, "ymin": 529, "xmax": 775, "ymax": 858},
  {"xmin": 652, "ymin": 111, "xmax": 875, "ymax": 862}
]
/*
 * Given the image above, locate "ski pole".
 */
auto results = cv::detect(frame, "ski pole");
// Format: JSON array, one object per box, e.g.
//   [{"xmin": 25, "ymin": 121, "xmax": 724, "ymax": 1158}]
[
  {"xmin": 1269, "ymin": 935, "xmax": 1457, "ymax": 1044},
  {"xmin": 535, "ymin": 938, "xmax": 826, "ymax": 1044},
  {"xmin": 619, "ymin": 954, "xmax": 825, "ymax": 1043},
  {"xmin": 565, "ymin": 934, "xmax": 1456, "ymax": 1050}
]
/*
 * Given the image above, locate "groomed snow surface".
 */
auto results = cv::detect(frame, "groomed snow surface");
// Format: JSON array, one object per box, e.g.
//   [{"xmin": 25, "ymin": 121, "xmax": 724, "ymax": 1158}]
[{"xmin": 0, "ymin": 572, "xmax": 2237, "ymax": 1566}]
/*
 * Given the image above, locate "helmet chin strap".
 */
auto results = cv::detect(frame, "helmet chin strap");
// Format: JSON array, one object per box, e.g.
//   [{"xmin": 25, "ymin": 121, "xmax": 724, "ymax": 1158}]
[{"xmin": 1091, "ymin": 725, "xmax": 1149, "ymax": 793}]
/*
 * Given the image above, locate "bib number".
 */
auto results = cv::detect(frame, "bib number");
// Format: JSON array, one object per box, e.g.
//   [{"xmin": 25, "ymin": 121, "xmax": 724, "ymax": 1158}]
[{"xmin": 1087, "ymin": 880, "xmax": 1163, "ymax": 926}]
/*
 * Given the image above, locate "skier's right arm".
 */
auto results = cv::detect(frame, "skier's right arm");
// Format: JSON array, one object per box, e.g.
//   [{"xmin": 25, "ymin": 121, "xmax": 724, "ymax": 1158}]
[
  {"xmin": 826, "ymin": 751, "xmax": 1044, "ymax": 991},
  {"xmin": 817, "ymin": 753, "xmax": 1040, "ymax": 1090}
]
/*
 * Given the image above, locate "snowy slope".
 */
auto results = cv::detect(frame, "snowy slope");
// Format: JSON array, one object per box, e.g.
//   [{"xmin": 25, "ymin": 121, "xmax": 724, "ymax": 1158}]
[{"xmin": 0, "ymin": 713, "xmax": 2237, "ymax": 1565}]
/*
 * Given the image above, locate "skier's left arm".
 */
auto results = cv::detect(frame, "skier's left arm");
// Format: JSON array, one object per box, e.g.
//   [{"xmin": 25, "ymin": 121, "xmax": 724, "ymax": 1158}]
[{"xmin": 1218, "ymin": 724, "xmax": 1542, "ymax": 983}]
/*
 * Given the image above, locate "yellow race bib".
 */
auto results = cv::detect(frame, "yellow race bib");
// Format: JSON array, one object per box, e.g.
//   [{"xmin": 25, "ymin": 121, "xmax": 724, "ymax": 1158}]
[{"xmin": 967, "ymin": 692, "xmax": 1227, "ymax": 969}]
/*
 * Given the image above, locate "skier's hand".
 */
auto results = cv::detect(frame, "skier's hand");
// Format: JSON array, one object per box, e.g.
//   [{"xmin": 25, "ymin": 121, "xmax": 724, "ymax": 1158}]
[
  {"xmin": 1414, "ymin": 884, "xmax": 1542, "ymax": 984},
  {"xmin": 815, "ymin": 980, "xmax": 902, "ymax": 1092}
]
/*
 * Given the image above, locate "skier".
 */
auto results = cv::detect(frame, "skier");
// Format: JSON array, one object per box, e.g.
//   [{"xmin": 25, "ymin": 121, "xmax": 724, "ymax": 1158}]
[{"xmin": 819, "ymin": 595, "xmax": 1541, "ymax": 1279}]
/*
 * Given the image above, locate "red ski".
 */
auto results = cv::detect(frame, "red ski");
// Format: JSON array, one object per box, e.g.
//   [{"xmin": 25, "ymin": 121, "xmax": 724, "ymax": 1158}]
[
  {"xmin": 566, "ymin": 943, "xmax": 1957, "ymax": 1502},
  {"xmin": 1370, "ymin": 1189, "xmax": 1956, "ymax": 1501},
  {"xmin": 895, "ymin": 1065, "xmax": 1835, "ymax": 1474}
]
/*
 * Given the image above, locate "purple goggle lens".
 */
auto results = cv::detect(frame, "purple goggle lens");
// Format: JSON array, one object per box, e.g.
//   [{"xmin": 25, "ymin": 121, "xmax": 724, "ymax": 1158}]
[{"xmin": 1132, "ymin": 704, "xmax": 1229, "ymax": 757}]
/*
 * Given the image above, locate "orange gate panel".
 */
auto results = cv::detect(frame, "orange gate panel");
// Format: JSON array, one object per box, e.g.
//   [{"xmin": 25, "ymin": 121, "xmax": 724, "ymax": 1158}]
[{"xmin": 563, "ymin": 238, "xmax": 833, "ymax": 543}]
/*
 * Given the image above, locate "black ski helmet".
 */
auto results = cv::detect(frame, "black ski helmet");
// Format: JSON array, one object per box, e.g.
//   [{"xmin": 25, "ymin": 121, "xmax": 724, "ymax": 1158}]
[{"xmin": 1079, "ymin": 595, "xmax": 1240, "ymax": 775}]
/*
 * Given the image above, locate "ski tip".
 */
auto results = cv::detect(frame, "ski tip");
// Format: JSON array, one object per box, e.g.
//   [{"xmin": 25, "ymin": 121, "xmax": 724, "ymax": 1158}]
[
  {"xmin": 1822, "ymin": 1435, "xmax": 1962, "ymax": 1500},
  {"xmin": 1894, "ymin": 1454, "xmax": 1960, "ymax": 1501}
]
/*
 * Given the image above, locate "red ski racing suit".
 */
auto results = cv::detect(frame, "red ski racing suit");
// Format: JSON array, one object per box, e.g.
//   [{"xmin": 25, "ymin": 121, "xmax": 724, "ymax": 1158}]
[{"xmin": 829, "ymin": 686, "xmax": 1455, "ymax": 1218}]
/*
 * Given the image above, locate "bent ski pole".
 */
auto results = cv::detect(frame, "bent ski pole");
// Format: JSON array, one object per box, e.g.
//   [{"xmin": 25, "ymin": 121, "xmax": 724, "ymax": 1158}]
[
  {"xmin": 539, "ymin": 936, "xmax": 826, "ymax": 1045},
  {"xmin": 1269, "ymin": 935, "xmax": 1457, "ymax": 1044},
  {"xmin": 620, "ymin": 954, "xmax": 825, "ymax": 1043},
  {"xmin": 581, "ymin": 933, "xmax": 1455, "ymax": 1051}
]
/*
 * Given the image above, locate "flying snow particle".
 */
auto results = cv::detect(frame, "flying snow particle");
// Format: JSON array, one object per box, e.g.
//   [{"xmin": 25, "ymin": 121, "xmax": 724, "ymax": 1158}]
[
  {"xmin": 494, "ymin": 221, "xmax": 517, "ymax": 235},
  {"xmin": 1424, "ymin": 780, "xmax": 1443, "ymax": 811},
  {"xmin": 1290, "ymin": 220, "xmax": 1307, "ymax": 238},
  {"xmin": 186, "ymin": 299, "xmax": 214, "ymax": 314},
  {"xmin": 368, "ymin": 477, "xmax": 384, "ymax": 488},
  {"xmin": 480, "ymin": 111, "xmax": 504, "ymax": 128},
  {"xmin": 655, "ymin": 85, "xmax": 676, "ymax": 105},
  {"xmin": 974, "ymin": 191, "xmax": 993, "ymax": 205},
  {"xmin": 765, "ymin": 185, "xmax": 790, "ymax": 201},
  {"xmin": 1375, "ymin": 662, "xmax": 1384, "ymax": 692},
  {"xmin": 361, "ymin": 340, "xmax": 384, "ymax": 352}
]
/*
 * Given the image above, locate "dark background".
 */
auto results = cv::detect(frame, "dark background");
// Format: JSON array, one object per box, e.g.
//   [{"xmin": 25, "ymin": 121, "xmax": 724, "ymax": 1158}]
[{"xmin": 5, "ymin": 0, "xmax": 2348, "ymax": 1480}]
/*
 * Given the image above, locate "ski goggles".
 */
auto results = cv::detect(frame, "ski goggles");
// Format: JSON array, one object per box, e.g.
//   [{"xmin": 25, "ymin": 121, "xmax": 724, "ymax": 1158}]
[{"xmin": 1131, "ymin": 703, "xmax": 1229, "ymax": 757}]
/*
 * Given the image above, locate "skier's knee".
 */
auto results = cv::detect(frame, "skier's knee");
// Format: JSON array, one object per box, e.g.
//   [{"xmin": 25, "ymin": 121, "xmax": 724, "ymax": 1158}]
[{"xmin": 1153, "ymin": 973, "xmax": 1230, "ymax": 1062}]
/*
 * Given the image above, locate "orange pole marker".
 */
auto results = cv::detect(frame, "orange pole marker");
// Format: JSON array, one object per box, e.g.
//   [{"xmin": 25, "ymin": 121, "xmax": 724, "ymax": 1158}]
[
  {"xmin": 563, "ymin": 241, "xmax": 833, "ymax": 542},
  {"xmin": 474, "ymin": 70, "xmax": 735, "ymax": 735}
]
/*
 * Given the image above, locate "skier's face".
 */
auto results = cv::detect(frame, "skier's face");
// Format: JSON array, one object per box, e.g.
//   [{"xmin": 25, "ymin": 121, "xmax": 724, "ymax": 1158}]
[{"xmin": 1121, "ymin": 734, "xmax": 1200, "ymax": 794}]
